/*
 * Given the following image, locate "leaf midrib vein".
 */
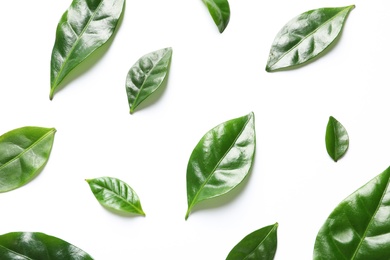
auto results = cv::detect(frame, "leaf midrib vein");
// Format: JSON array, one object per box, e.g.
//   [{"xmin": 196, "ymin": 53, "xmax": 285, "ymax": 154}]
[
  {"xmin": 243, "ymin": 224, "xmax": 277, "ymax": 260},
  {"xmin": 0, "ymin": 244, "xmax": 32, "ymax": 259},
  {"xmin": 52, "ymin": 0, "xmax": 105, "ymax": 90},
  {"xmin": 189, "ymin": 115, "xmax": 251, "ymax": 210},
  {"xmin": 271, "ymin": 7, "xmax": 350, "ymax": 69},
  {"xmin": 350, "ymin": 175, "xmax": 390, "ymax": 259},
  {"xmin": 0, "ymin": 129, "xmax": 55, "ymax": 172}
]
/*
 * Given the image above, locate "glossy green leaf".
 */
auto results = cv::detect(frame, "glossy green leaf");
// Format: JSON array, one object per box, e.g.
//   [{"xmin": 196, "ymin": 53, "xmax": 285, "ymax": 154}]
[
  {"xmin": 202, "ymin": 0, "xmax": 230, "ymax": 33},
  {"xmin": 266, "ymin": 5, "xmax": 355, "ymax": 72},
  {"xmin": 325, "ymin": 116, "xmax": 349, "ymax": 162},
  {"xmin": 314, "ymin": 166, "xmax": 390, "ymax": 259},
  {"xmin": 185, "ymin": 112, "xmax": 256, "ymax": 220},
  {"xmin": 86, "ymin": 176, "xmax": 145, "ymax": 216},
  {"xmin": 50, "ymin": 0, "xmax": 125, "ymax": 99},
  {"xmin": 125, "ymin": 47, "xmax": 173, "ymax": 114},
  {"xmin": 226, "ymin": 223, "xmax": 278, "ymax": 260},
  {"xmin": 0, "ymin": 232, "xmax": 93, "ymax": 260},
  {"xmin": 0, "ymin": 127, "xmax": 56, "ymax": 193}
]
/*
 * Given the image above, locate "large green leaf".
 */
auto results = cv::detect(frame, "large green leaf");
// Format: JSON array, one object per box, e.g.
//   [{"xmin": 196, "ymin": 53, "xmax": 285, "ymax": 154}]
[
  {"xmin": 226, "ymin": 223, "xmax": 278, "ymax": 260},
  {"xmin": 86, "ymin": 176, "xmax": 145, "ymax": 216},
  {"xmin": 0, "ymin": 232, "xmax": 93, "ymax": 260},
  {"xmin": 314, "ymin": 166, "xmax": 390, "ymax": 259},
  {"xmin": 185, "ymin": 112, "xmax": 256, "ymax": 220},
  {"xmin": 0, "ymin": 127, "xmax": 56, "ymax": 193},
  {"xmin": 202, "ymin": 0, "xmax": 230, "ymax": 33},
  {"xmin": 125, "ymin": 47, "xmax": 172, "ymax": 114},
  {"xmin": 266, "ymin": 5, "xmax": 355, "ymax": 72},
  {"xmin": 50, "ymin": 0, "xmax": 125, "ymax": 99},
  {"xmin": 325, "ymin": 116, "xmax": 349, "ymax": 162}
]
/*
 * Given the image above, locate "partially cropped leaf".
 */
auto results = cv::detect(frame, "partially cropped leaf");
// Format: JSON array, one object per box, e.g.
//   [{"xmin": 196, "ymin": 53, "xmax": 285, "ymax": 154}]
[
  {"xmin": 314, "ymin": 166, "xmax": 390, "ymax": 259},
  {"xmin": 325, "ymin": 116, "xmax": 349, "ymax": 162},
  {"xmin": 125, "ymin": 47, "xmax": 172, "ymax": 114},
  {"xmin": 0, "ymin": 232, "xmax": 93, "ymax": 260},
  {"xmin": 266, "ymin": 5, "xmax": 355, "ymax": 72},
  {"xmin": 202, "ymin": 0, "xmax": 230, "ymax": 33},
  {"xmin": 0, "ymin": 127, "xmax": 56, "ymax": 193},
  {"xmin": 226, "ymin": 223, "xmax": 278, "ymax": 260},
  {"xmin": 185, "ymin": 112, "xmax": 256, "ymax": 220},
  {"xmin": 50, "ymin": 0, "xmax": 125, "ymax": 99},
  {"xmin": 86, "ymin": 176, "xmax": 145, "ymax": 216}
]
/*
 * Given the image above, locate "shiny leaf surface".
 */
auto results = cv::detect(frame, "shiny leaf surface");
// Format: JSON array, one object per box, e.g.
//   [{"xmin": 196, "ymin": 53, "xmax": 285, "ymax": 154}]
[
  {"xmin": 185, "ymin": 112, "xmax": 256, "ymax": 219},
  {"xmin": 0, "ymin": 232, "xmax": 93, "ymax": 260},
  {"xmin": 226, "ymin": 223, "xmax": 278, "ymax": 260},
  {"xmin": 86, "ymin": 176, "xmax": 145, "ymax": 216},
  {"xmin": 314, "ymin": 166, "xmax": 390, "ymax": 259},
  {"xmin": 266, "ymin": 5, "xmax": 355, "ymax": 72},
  {"xmin": 50, "ymin": 0, "xmax": 125, "ymax": 99},
  {"xmin": 125, "ymin": 47, "xmax": 172, "ymax": 114},
  {"xmin": 0, "ymin": 127, "xmax": 56, "ymax": 193},
  {"xmin": 325, "ymin": 116, "xmax": 349, "ymax": 162},
  {"xmin": 202, "ymin": 0, "xmax": 230, "ymax": 33}
]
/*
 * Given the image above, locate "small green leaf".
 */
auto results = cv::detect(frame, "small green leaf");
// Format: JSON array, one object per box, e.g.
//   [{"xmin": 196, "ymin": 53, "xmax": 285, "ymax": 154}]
[
  {"xmin": 314, "ymin": 166, "xmax": 390, "ymax": 259},
  {"xmin": 86, "ymin": 176, "xmax": 145, "ymax": 216},
  {"xmin": 325, "ymin": 116, "xmax": 349, "ymax": 162},
  {"xmin": 266, "ymin": 5, "xmax": 355, "ymax": 71},
  {"xmin": 50, "ymin": 0, "xmax": 125, "ymax": 99},
  {"xmin": 125, "ymin": 47, "xmax": 173, "ymax": 114},
  {"xmin": 202, "ymin": 0, "xmax": 230, "ymax": 33},
  {"xmin": 0, "ymin": 126, "xmax": 56, "ymax": 193},
  {"xmin": 185, "ymin": 112, "xmax": 256, "ymax": 220},
  {"xmin": 0, "ymin": 232, "xmax": 93, "ymax": 260},
  {"xmin": 226, "ymin": 223, "xmax": 278, "ymax": 260}
]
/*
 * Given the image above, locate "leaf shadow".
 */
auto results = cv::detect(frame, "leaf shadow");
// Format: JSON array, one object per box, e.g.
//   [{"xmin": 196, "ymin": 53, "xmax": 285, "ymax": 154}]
[
  {"xmin": 188, "ymin": 158, "xmax": 257, "ymax": 218},
  {"xmin": 130, "ymin": 58, "xmax": 172, "ymax": 114},
  {"xmin": 267, "ymin": 13, "xmax": 353, "ymax": 73},
  {"xmin": 50, "ymin": 4, "xmax": 126, "ymax": 99}
]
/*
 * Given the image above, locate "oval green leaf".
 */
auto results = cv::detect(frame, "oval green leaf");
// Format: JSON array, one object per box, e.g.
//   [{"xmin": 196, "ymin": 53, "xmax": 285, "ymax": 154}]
[
  {"xmin": 86, "ymin": 176, "xmax": 145, "ymax": 216},
  {"xmin": 50, "ymin": 0, "xmax": 125, "ymax": 99},
  {"xmin": 0, "ymin": 232, "xmax": 93, "ymax": 260},
  {"xmin": 226, "ymin": 223, "xmax": 278, "ymax": 260},
  {"xmin": 202, "ymin": 0, "xmax": 230, "ymax": 33},
  {"xmin": 185, "ymin": 112, "xmax": 256, "ymax": 220},
  {"xmin": 265, "ymin": 5, "xmax": 355, "ymax": 72},
  {"xmin": 314, "ymin": 166, "xmax": 390, "ymax": 259},
  {"xmin": 125, "ymin": 47, "xmax": 173, "ymax": 114},
  {"xmin": 325, "ymin": 116, "xmax": 349, "ymax": 162},
  {"xmin": 0, "ymin": 126, "xmax": 56, "ymax": 193}
]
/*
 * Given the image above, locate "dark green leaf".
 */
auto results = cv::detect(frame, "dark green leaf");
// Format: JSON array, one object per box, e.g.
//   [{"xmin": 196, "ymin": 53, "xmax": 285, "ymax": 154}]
[
  {"xmin": 314, "ymin": 166, "xmax": 390, "ymax": 259},
  {"xmin": 125, "ymin": 47, "xmax": 172, "ymax": 114},
  {"xmin": 86, "ymin": 176, "xmax": 145, "ymax": 216},
  {"xmin": 185, "ymin": 112, "xmax": 256, "ymax": 220},
  {"xmin": 226, "ymin": 223, "xmax": 278, "ymax": 260},
  {"xmin": 266, "ymin": 5, "xmax": 355, "ymax": 72},
  {"xmin": 325, "ymin": 116, "xmax": 349, "ymax": 162},
  {"xmin": 0, "ymin": 232, "xmax": 93, "ymax": 260},
  {"xmin": 50, "ymin": 0, "xmax": 125, "ymax": 99},
  {"xmin": 0, "ymin": 127, "xmax": 56, "ymax": 193},
  {"xmin": 202, "ymin": 0, "xmax": 230, "ymax": 33}
]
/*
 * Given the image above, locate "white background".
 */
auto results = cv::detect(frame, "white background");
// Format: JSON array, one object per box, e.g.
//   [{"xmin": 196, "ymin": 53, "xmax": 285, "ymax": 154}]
[{"xmin": 1, "ymin": 0, "xmax": 390, "ymax": 259}]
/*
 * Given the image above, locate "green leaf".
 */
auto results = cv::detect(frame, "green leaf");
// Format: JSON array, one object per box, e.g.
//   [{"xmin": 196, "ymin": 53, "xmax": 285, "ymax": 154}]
[
  {"xmin": 0, "ymin": 127, "xmax": 56, "ymax": 193},
  {"xmin": 202, "ymin": 0, "xmax": 230, "ymax": 33},
  {"xmin": 50, "ymin": 0, "xmax": 125, "ymax": 99},
  {"xmin": 125, "ymin": 47, "xmax": 173, "ymax": 114},
  {"xmin": 185, "ymin": 112, "xmax": 256, "ymax": 220},
  {"xmin": 265, "ymin": 5, "xmax": 355, "ymax": 72},
  {"xmin": 325, "ymin": 116, "xmax": 349, "ymax": 162},
  {"xmin": 0, "ymin": 232, "xmax": 93, "ymax": 260},
  {"xmin": 314, "ymin": 166, "xmax": 390, "ymax": 259},
  {"xmin": 86, "ymin": 176, "xmax": 145, "ymax": 216},
  {"xmin": 226, "ymin": 223, "xmax": 278, "ymax": 260}
]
